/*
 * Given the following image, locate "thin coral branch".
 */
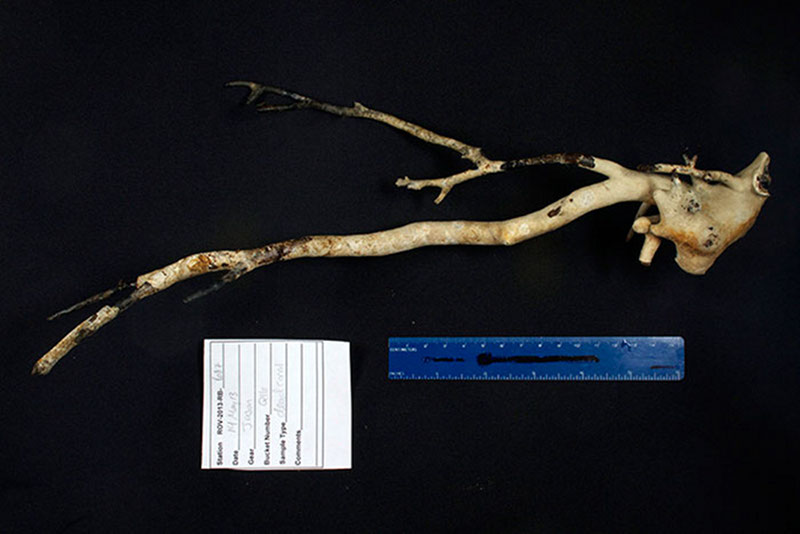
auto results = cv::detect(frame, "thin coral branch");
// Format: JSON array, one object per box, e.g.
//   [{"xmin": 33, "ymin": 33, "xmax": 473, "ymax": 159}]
[
  {"xmin": 227, "ymin": 81, "xmax": 487, "ymax": 163},
  {"xmin": 47, "ymin": 280, "xmax": 135, "ymax": 321},
  {"xmin": 637, "ymin": 154, "xmax": 736, "ymax": 186},
  {"xmin": 227, "ymin": 81, "xmax": 636, "ymax": 203}
]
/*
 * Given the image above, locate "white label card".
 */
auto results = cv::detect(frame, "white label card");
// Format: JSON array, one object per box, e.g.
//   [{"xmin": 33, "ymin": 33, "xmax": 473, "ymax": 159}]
[{"xmin": 201, "ymin": 339, "xmax": 351, "ymax": 470}]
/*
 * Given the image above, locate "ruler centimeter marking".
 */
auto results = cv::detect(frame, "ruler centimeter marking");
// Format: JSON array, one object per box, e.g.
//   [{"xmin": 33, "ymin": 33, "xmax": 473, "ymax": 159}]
[{"xmin": 388, "ymin": 337, "xmax": 684, "ymax": 381}]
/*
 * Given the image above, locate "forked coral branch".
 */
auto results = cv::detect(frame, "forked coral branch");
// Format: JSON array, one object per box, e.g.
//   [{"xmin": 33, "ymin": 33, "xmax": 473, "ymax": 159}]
[{"xmin": 31, "ymin": 82, "xmax": 772, "ymax": 375}]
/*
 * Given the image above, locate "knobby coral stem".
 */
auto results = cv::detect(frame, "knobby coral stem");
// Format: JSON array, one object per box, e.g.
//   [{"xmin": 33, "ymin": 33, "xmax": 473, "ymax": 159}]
[
  {"xmin": 34, "ymin": 174, "xmax": 650, "ymax": 375},
  {"xmin": 34, "ymin": 82, "xmax": 662, "ymax": 375}
]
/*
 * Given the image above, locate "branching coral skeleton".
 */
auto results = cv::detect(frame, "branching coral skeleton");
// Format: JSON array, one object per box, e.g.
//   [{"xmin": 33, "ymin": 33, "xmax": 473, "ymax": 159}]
[{"xmin": 32, "ymin": 82, "xmax": 772, "ymax": 375}]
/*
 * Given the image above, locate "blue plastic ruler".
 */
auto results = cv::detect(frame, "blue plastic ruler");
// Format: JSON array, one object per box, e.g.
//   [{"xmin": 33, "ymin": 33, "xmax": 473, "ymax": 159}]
[{"xmin": 388, "ymin": 337, "xmax": 684, "ymax": 381}]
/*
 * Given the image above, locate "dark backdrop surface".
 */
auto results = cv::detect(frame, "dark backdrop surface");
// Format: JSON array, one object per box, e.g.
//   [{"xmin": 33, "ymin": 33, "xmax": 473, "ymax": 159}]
[{"xmin": 2, "ymin": 2, "xmax": 798, "ymax": 532}]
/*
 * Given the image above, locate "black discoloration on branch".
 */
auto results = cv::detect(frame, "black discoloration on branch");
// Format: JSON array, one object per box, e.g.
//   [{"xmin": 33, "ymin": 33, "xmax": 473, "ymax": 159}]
[
  {"xmin": 48, "ymin": 280, "xmax": 134, "ymax": 321},
  {"xmin": 256, "ymin": 236, "xmax": 312, "ymax": 266},
  {"xmin": 115, "ymin": 283, "xmax": 156, "ymax": 312},
  {"xmin": 183, "ymin": 267, "xmax": 247, "ymax": 303},
  {"xmin": 500, "ymin": 159, "xmax": 525, "ymax": 170},
  {"xmin": 69, "ymin": 325, "xmax": 95, "ymax": 347},
  {"xmin": 501, "ymin": 153, "xmax": 596, "ymax": 171}
]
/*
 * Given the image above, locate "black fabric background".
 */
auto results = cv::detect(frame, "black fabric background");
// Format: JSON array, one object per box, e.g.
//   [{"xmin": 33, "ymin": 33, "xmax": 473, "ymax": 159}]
[{"xmin": 2, "ymin": 2, "xmax": 798, "ymax": 532}]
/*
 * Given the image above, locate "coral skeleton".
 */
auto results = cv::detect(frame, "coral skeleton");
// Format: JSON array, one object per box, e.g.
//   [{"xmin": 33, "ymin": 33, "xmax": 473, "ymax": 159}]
[{"xmin": 32, "ymin": 82, "xmax": 771, "ymax": 375}]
